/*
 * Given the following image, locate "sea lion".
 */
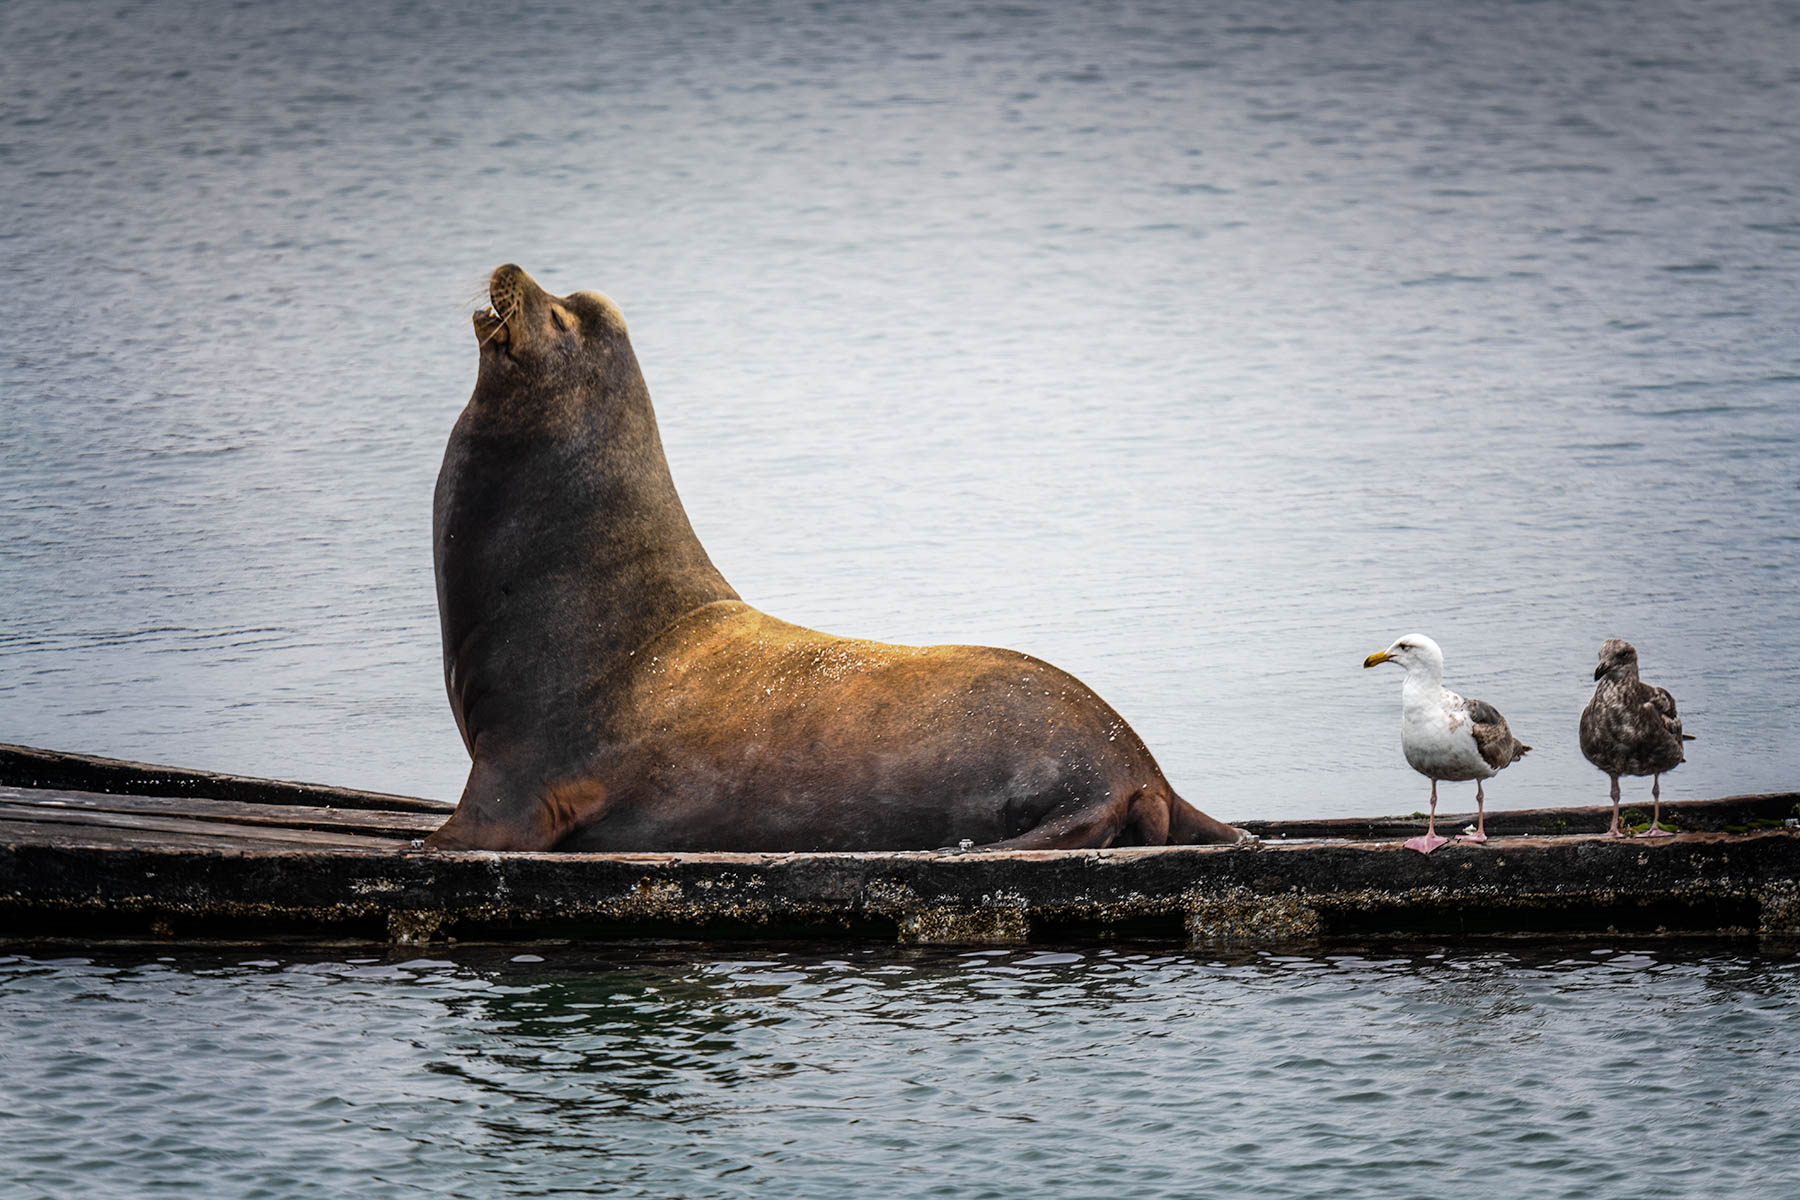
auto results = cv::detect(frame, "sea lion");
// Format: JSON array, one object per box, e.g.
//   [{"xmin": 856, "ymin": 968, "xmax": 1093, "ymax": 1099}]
[{"xmin": 426, "ymin": 263, "xmax": 1244, "ymax": 852}]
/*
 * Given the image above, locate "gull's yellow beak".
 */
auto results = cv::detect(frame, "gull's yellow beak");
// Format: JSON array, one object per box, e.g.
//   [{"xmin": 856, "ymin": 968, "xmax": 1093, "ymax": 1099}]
[{"xmin": 1363, "ymin": 650, "xmax": 1394, "ymax": 668}]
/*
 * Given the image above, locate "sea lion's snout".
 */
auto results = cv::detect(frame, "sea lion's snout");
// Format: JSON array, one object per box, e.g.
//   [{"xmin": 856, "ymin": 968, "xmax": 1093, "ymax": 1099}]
[
  {"xmin": 489, "ymin": 263, "xmax": 528, "ymax": 318},
  {"xmin": 475, "ymin": 263, "xmax": 543, "ymax": 355}
]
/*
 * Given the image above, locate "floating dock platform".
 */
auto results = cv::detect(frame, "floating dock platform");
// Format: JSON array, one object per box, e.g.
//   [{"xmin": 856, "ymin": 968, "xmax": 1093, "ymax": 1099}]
[{"xmin": 2, "ymin": 743, "xmax": 1796, "ymax": 947}]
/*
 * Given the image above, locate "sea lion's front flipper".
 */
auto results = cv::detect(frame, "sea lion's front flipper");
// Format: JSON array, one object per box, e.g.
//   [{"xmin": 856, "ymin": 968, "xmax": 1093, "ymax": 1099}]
[{"xmin": 425, "ymin": 761, "xmax": 609, "ymax": 851}]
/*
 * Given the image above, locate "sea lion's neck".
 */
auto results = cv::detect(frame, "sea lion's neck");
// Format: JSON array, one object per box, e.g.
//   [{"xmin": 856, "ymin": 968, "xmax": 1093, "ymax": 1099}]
[
  {"xmin": 436, "ymin": 373, "xmax": 739, "ymax": 706},
  {"xmin": 576, "ymin": 389, "xmax": 743, "ymax": 645}
]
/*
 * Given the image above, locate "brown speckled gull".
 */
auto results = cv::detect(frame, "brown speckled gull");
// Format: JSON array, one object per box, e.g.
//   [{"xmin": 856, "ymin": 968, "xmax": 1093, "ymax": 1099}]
[{"xmin": 1579, "ymin": 639, "xmax": 1693, "ymax": 838}]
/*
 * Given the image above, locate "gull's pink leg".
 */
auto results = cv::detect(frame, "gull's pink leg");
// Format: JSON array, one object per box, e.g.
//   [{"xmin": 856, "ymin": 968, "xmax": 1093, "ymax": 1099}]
[
  {"xmin": 1406, "ymin": 780, "xmax": 1450, "ymax": 854},
  {"xmin": 1638, "ymin": 775, "xmax": 1673, "ymax": 838},
  {"xmin": 1459, "ymin": 780, "xmax": 1489, "ymax": 843},
  {"xmin": 1605, "ymin": 776, "xmax": 1624, "ymax": 837}
]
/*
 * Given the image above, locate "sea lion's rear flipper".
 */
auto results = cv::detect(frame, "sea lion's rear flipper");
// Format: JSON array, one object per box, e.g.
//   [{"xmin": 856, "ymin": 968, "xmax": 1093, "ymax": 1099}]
[
  {"xmin": 975, "ymin": 781, "xmax": 1245, "ymax": 851},
  {"xmin": 1167, "ymin": 790, "xmax": 1249, "ymax": 844},
  {"xmin": 976, "ymin": 806, "xmax": 1123, "ymax": 851},
  {"xmin": 975, "ymin": 785, "xmax": 1151, "ymax": 850}
]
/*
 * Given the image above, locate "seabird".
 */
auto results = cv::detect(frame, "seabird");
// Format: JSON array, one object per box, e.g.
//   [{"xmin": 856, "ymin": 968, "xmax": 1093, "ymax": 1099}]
[
  {"xmin": 1579, "ymin": 639, "xmax": 1692, "ymax": 838},
  {"xmin": 1364, "ymin": 634, "xmax": 1530, "ymax": 854}
]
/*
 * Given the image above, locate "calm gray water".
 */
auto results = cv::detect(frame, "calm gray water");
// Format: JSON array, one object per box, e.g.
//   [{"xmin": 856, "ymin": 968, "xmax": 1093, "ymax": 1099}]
[
  {"xmin": 3, "ymin": 941, "xmax": 1798, "ymax": 1199},
  {"xmin": 3, "ymin": 7, "xmax": 1799, "ymax": 1194}
]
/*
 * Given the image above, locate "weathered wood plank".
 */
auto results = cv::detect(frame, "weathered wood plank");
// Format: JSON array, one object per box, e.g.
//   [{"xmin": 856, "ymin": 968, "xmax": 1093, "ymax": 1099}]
[
  {"xmin": 0, "ymin": 817, "xmax": 408, "ymax": 854},
  {"xmin": 0, "ymin": 806, "xmax": 412, "ymax": 850},
  {"xmin": 0, "ymin": 786, "xmax": 443, "ymax": 838},
  {"xmin": 0, "ymin": 742, "xmax": 453, "ymax": 814}
]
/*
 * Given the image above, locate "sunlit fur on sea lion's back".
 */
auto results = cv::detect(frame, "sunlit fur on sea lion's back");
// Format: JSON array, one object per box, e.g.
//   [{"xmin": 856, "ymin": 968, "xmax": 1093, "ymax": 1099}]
[{"xmin": 427, "ymin": 264, "xmax": 1244, "ymax": 853}]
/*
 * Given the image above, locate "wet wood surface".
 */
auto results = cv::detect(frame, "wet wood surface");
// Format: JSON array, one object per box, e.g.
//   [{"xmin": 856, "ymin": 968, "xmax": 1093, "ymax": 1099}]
[{"xmin": 0, "ymin": 785, "xmax": 440, "ymax": 842}]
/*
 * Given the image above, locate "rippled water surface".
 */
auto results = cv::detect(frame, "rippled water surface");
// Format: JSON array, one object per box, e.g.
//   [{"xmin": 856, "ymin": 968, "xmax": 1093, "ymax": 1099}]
[
  {"xmin": 3, "ymin": 0, "xmax": 1798, "ymax": 819},
  {"xmin": 3, "ymin": 941, "xmax": 1798, "ymax": 1199}
]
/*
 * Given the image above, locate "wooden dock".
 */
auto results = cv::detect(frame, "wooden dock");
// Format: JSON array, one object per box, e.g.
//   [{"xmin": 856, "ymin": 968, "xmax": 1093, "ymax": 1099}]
[{"xmin": 2, "ymin": 743, "xmax": 1797, "ymax": 946}]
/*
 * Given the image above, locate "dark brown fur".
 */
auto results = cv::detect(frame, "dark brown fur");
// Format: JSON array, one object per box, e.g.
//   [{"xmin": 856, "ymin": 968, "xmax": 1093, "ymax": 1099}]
[{"xmin": 426, "ymin": 265, "xmax": 1242, "ymax": 852}]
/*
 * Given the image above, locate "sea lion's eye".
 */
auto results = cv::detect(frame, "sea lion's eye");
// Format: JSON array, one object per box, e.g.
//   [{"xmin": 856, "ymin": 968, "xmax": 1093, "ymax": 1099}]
[{"xmin": 551, "ymin": 309, "xmax": 569, "ymax": 333}]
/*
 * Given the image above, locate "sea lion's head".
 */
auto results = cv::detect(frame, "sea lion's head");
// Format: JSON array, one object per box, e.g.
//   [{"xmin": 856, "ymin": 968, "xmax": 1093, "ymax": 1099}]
[{"xmin": 471, "ymin": 263, "xmax": 636, "ymax": 412}]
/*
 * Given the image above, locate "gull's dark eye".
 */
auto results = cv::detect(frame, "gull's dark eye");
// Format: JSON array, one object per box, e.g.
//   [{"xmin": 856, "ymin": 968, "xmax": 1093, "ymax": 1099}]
[{"xmin": 551, "ymin": 309, "xmax": 569, "ymax": 333}]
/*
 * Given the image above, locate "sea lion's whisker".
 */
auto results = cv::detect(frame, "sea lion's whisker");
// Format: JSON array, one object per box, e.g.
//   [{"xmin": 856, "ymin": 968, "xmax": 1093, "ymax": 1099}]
[
  {"xmin": 464, "ymin": 273, "xmax": 500, "ymax": 308},
  {"xmin": 479, "ymin": 300, "xmax": 520, "ymax": 348}
]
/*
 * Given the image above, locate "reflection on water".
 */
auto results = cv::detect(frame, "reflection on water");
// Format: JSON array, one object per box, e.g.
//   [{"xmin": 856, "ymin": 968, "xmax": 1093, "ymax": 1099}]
[
  {"xmin": 1, "ymin": 0, "xmax": 1798, "ymax": 824},
  {"xmin": 3, "ymin": 941, "xmax": 1797, "ymax": 1198}
]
